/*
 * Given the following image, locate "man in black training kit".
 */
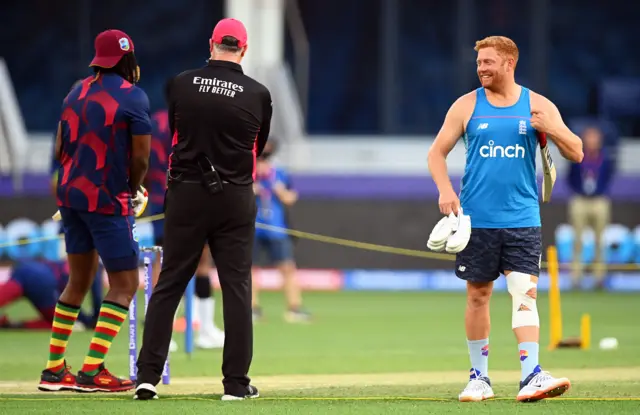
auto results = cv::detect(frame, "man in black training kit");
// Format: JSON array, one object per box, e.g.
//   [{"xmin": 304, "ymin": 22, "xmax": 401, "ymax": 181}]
[{"xmin": 134, "ymin": 18, "xmax": 272, "ymax": 401}]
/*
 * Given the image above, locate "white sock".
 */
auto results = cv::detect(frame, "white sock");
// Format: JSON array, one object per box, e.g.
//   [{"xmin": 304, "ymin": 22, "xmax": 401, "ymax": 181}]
[
  {"xmin": 198, "ymin": 297, "xmax": 216, "ymax": 335},
  {"xmin": 192, "ymin": 297, "xmax": 201, "ymax": 325}
]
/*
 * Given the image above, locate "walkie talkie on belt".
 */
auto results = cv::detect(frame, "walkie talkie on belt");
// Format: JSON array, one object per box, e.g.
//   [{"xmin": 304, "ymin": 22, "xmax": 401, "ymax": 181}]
[{"xmin": 198, "ymin": 155, "xmax": 223, "ymax": 195}]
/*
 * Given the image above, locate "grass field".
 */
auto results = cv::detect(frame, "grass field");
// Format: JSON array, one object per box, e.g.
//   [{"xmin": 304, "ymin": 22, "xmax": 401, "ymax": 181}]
[{"xmin": 1, "ymin": 290, "xmax": 639, "ymax": 413}]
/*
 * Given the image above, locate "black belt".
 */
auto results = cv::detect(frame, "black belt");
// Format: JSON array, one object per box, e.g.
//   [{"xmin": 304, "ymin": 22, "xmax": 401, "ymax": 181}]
[{"xmin": 167, "ymin": 172, "xmax": 229, "ymax": 185}]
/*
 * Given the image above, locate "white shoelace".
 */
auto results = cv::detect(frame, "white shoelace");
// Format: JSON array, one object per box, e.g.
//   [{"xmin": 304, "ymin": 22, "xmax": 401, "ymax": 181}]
[{"xmin": 530, "ymin": 370, "xmax": 554, "ymax": 386}]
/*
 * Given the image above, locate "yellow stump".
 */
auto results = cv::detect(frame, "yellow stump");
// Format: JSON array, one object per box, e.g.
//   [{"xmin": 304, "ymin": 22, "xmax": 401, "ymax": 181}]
[
  {"xmin": 547, "ymin": 246, "xmax": 563, "ymax": 350},
  {"xmin": 580, "ymin": 313, "xmax": 591, "ymax": 350}
]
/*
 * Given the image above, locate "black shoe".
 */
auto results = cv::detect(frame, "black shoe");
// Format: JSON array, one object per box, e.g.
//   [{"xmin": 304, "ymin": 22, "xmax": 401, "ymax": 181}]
[
  {"xmin": 221, "ymin": 385, "xmax": 259, "ymax": 401},
  {"xmin": 134, "ymin": 383, "xmax": 158, "ymax": 400},
  {"xmin": 284, "ymin": 308, "xmax": 312, "ymax": 323}
]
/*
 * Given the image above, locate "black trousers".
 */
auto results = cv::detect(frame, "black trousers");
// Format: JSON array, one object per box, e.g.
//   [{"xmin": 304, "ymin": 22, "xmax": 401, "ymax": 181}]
[{"xmin": 136, "ymin": 180, "xmax": 256, "ymax": 396}]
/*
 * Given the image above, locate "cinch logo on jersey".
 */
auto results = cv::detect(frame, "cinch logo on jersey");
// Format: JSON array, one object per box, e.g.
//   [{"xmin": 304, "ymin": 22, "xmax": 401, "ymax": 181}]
[
  {"xmin": 193, "ymin": 76, "xmax": 244, "ymax": 97},
  {"xmin": 479, "ymin": 140, "xmax": 526, "ymax": 159}
]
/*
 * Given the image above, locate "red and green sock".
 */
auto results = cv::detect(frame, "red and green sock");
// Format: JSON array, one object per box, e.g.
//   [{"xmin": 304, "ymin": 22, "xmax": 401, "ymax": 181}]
[
  {"xmin": 46, "ymin": 301, "xmax": 81, "ymax": 373},
  {"xmin": 81, "ymin": 301, "xmax": 128, "ymax": 376}
]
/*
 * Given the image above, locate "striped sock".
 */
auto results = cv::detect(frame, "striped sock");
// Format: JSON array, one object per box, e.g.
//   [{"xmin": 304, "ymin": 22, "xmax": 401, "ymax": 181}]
[
  {"xmin": 81, "ymin": 301, "xmax": 128, "ymax": 376},
  {"xmin": 46, "ymin": 301, "xmax": 81, "ymax": 373}
]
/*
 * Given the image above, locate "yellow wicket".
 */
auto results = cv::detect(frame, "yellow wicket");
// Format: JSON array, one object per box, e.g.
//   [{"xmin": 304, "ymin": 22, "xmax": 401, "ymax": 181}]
[
  {"xmin": 547, "ymin": 245, "xmax": 592, "ymax": 350},
  {"xmin": 547, "ymin": 246, "xmax": 563, "ymax": 350},
  {"xmin": 581, "ymin": 313, "xmax": 591, "ymax": 350}
]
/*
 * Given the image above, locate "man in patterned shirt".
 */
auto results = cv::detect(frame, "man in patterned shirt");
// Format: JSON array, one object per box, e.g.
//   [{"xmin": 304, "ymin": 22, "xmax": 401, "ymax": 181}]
[{"xmin": 39, "ymin": 29, "xmax": 151, "ymax": 393}]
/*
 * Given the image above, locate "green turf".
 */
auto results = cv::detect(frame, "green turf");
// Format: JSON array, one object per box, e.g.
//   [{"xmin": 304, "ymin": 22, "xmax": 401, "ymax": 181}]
[
  {"xmin": 1, "ymin": 383, "xmax": 640, "ymax": 414},
  {"xmin": 1, "ymin": 290, "xmax": 639, "ymax": 413},
  {"xmin": 1, "ymin": 291, "xmax": 638, "ymax": 378}
]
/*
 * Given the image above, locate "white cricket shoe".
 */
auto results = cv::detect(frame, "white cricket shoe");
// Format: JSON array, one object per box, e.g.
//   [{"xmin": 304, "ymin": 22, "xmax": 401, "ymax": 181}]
[
  {"xmin": 458, "ymin": 369, "xmax": 495, "ymax": 402},
  {"xmin": 517, "ymin": 365, "xmax": 571, "ymax": 402},
  {"xmin": 196, "ymin": 327, "xmax": 225, "ymax": 349},
  {"xmin": 73, "ymin": 321, "xmax": 86, "ymax": 332}
]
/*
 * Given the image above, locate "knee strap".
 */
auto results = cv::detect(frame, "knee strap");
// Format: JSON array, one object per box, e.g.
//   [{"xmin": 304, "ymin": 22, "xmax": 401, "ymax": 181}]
[
  {"xmin": 506, "ymin": 271, "xmax": 539, "ymax": 329},
  {"xmin": 195, "ymin": 275, "xmax": 212, "ymax": 299}
]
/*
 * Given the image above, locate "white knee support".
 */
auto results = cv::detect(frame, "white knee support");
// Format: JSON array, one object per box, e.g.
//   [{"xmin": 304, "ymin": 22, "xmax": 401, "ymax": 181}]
[{"xmin": 506, "ymin": 272, "xmax": 540, "ymax": 329}]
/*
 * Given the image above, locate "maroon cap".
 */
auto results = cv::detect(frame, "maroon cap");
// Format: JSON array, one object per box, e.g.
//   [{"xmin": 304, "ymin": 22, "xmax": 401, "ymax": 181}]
[
  {"xmin": 211, "ymin": 18, "xmax": 248, "ymax": 48},
  {"xmin": 90, "ymin": 29, "xmax": 135, "ymax": 68}
]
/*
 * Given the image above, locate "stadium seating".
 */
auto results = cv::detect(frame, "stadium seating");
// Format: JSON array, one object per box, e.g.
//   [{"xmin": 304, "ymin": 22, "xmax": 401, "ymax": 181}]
[
  {"xmin": 1, "ymin": 0, "xmax": 638, "ymax": 136},
  {"xmin": 597, "ymin": 78, "xmax": 640, "ymax": 136}
]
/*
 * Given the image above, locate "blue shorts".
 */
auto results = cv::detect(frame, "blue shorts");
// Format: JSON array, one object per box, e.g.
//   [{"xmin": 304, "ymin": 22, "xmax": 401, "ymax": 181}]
[
  {"xmin": 455, "ymin": 227, "xmax": 542, "ymax": 283},
  {"xmin": 10, "ymin": 262, "xmax": 58, "ymax": 310},
  {"xmin": 253, "ymin": 236, "xmax": 293, "ymax": 266},
  {"xmin": 59, "ymin": 207, "xmax": 139, "ymax": 272}
]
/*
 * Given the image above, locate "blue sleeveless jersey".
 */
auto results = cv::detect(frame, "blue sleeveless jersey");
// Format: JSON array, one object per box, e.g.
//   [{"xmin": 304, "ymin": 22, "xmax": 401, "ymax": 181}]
[{"xmin": 460, "ymin": 87, "xmax": 540, "ymax": 228}]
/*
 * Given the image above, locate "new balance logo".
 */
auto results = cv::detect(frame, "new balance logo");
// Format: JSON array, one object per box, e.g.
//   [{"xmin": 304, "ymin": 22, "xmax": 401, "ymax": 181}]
[
  {"xmin": 479, "ymin": 140, "xmax": 525, "ymax": 158},
  {"xmin": 477, "ymin": 123, "xmax": 489, "ymax": 130}
]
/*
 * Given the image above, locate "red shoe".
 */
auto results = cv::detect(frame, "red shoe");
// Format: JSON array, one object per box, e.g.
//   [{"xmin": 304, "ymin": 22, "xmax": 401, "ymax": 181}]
[
  {"xmin": 38, "ymin": 361, "xmax": 78, "ymax": 392},
  {"xmin": 75, "ymin": 363, "xmax": 134, "ymax": 393}
]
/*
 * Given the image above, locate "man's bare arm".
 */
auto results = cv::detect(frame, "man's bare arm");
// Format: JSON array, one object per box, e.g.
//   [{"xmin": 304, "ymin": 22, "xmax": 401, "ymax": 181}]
[
  {"xmin": 427, "ymin": 95, "xmax": 469, "ymax": 194},
  {"xmin": 546, "ymin": 100, "xmax": 584, "ymax": 163},
  {"xmin": 130, "ymin": 134, "xmax": 151, "ymax": 192},
  {"xmin": 273, "ymin": 182, "xmax": 298, "ymax": 206},
  {"xmin": 531, "ymin": 93, "xmax": 584, "ymax": 163}
]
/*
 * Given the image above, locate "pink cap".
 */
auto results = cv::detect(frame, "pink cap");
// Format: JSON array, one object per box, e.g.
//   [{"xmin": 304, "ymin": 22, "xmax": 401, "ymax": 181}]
[
  {"xmin": 211, "ymin": 18, "xmax": 248, "ymax": 48},
  {"xmin": 90, "ymin": 29, "xmax": 134, "ymax": 68}
]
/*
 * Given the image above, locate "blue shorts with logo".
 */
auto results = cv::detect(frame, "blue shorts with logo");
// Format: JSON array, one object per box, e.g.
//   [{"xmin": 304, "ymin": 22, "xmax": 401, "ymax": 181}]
[
  {"xmin": 59, "ymin": 207, "xmax": 139, "ymax": 272},
  {"xmin": 253, "ymin": 234, "xmax": 294, "ymax": 266},
  {"xmin": 455, "ymin": 227, "xmax": 542, "ymax": 283}
]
